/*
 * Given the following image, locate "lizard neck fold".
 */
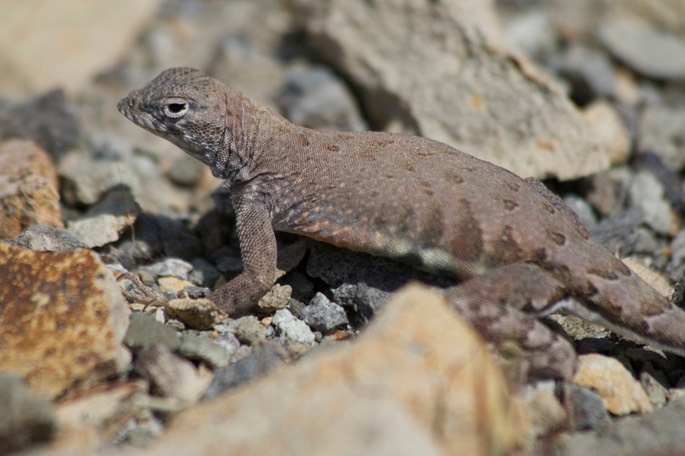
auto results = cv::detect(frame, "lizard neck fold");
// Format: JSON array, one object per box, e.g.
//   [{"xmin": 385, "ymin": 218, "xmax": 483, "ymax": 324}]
[{"xmin": 213, "ymin": 90, "xmax": 263, "ymax": 186}]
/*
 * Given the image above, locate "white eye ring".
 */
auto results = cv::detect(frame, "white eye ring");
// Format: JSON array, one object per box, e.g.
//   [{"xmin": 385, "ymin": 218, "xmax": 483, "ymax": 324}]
[{"xmin": 163, "ymin": 98, "xmax": 189, "ymax": 118}]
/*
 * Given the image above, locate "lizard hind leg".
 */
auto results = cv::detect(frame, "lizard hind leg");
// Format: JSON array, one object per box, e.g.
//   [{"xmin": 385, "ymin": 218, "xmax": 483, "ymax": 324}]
[{"xmin": 445, "ymin": 263, "xmax": 577, "ymax": 383}]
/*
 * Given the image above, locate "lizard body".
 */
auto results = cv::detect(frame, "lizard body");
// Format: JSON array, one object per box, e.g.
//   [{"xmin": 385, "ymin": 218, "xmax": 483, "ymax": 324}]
[{"xmin": 119, "ymin": 67, "xmax": 685, "ymax": 379}]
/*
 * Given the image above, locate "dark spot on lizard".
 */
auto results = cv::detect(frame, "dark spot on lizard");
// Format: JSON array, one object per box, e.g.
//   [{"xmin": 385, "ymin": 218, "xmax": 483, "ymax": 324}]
[
  {"xmin": 548, "ymin": 231, "xmax": 566, "ymax": 246},
  {"xmin": 532, "ymin": 247, "xmax": 547, "ymax": 263},
  {"xmin": 587, "ymin": 268, "xmax": 619, "ymax": 281},
  {"xmin": 326, "ymin": 144, "xmax": 340, "ymax": 152},
  {"xmin": 404, "ymin": 163, "xmax": 415, "ymax": 173},
  {"xmin": 542, "ymin": 202, "xmax": 556, "ymax": 214},
  {"xmin": 449, "ymin": 199, "xmax": 483, "ymax": 262},
  {"xmin": 614, "ymin": 259, "xmax": 632, "ymax": 277},
  {"xmin": 416, "ymin": 201, "xmax": 445, "ymax": 244},
  {"xmin": 583, "ymin": 280, "xmax": 599, "ymax": 298},
  {"xmin": 503, "ymin": 199, "xmax": 519, "ymax": 211},
  {"xmin": 368, "ymin": 138, "xmax": 395, "ymax": 147},
  {"xmin": 417, "ymin": 177, "xmax": 434, "ymax": 196},
  {"xmin": 494, "ymin": 225, "xmax": 523, "ymax": 263},
  {"xmin": 506, "ymin": 181, "xmax": 520, "ymax": 192},
  {"xmin": 444, "ymin": 171, "xmax": 464, "ymax": 184}
]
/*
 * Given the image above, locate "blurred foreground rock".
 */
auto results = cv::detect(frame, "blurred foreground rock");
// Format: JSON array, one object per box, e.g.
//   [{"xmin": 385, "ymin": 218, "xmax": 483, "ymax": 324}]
[{"xmin": 136, "ymin": 285, "xmax": 528, "ymax": 456}]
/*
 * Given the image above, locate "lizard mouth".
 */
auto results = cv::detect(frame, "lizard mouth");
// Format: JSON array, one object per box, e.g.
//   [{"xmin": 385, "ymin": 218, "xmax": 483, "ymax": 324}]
[{"xmin": 117, "ymin": 95, "xmax": 159, "ymax": 132}]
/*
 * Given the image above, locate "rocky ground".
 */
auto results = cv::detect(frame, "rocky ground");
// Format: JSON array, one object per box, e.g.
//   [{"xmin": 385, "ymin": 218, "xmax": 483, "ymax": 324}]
[{"xmin": 2, "ymin": 0, "xmax": 685, "ymax": 454}]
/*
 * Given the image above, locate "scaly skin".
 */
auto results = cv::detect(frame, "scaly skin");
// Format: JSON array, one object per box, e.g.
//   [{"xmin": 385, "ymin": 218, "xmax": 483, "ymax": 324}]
[{"xmin": 119, "ymin": 67, "xmax": 685, "ymax": 380}]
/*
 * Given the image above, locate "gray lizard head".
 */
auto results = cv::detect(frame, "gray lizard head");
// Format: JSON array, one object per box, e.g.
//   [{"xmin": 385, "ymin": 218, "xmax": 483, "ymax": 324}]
[{"xmin": 118, "ymin": 67, "xmax": 239, "ymax": 177}]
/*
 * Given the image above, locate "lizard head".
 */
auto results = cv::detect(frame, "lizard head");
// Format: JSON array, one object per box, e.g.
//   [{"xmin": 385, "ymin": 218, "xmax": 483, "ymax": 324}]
[{"xmin": 118, "ymin": 67, "xmax": 234, "ymax": 176}]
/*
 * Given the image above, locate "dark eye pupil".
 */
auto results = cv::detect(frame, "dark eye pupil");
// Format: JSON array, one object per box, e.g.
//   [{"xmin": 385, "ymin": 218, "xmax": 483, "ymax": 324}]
[{"xmin": 168, "ymin": 103, "xmax": 186, "ymax": 113}]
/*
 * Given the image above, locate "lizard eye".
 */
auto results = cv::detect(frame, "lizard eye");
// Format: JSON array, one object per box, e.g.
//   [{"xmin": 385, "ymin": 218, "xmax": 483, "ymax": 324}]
[{"xmin": 162, "ymin": 98, "xmax": 189, "ymax": 118}]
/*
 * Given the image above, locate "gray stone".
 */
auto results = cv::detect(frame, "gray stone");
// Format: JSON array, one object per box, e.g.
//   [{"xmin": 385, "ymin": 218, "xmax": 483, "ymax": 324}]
[
  {"xmin": 66, "ymin": 184, "xmax": 140, "ymax": 248},
  {"xmin": 555, "ymin": 397, "xmax": 685, "ymax": 455},
  {"xmin": 141, "ymin": 258, "xmax": 194, "ymax": 281},
  {"xmin": 628, "ymin": 171, "xmax": 672, "ymax": 235},
  {"xmin": 0, "ymin": 89, "xmax": 80, "ymax": 160},
  {"xmin": 0, "ymin": 373, "xmax": 56, "ymax": 454},
  {"xmin": 278, "ymin": 64, "xmax": 367, "ymax": 131},
  {"xmin": 6, "ymin": 224, "xmax": 84, "ymax": 252},
  {"xmin": 167, "ymin": 153, "xmax": 205, "ymax": 186},
  {"xmin": 189, "ymin": 257, "xmax": 221, "ymax": 287},
  {"xmin": 124, "ymin": 312, "xmax": 180, "ymax": 352},
  {"xmin": 569, "ymin": 385, "xmax": 609, "ymax": 431},
  {"xmin": 638, "ymin": 105, "xmax": 685, "ymax": 171},
  {"xmin": 299, "ymin": 292, "xmax": 349, "ymax": 333},
  {"xmin": 220, "ymin": 316, "xmax": 269, "ymax": 345},
  {"xmin": 203, "ymin": 345, "xmax": 284, "ymax": 400},
  {"xmin": 599, "ymin": 15, "xmax": 685, "ymax": 81},
  {"xmin": 503, "ymin": 9, "xmax": 557, "ymax": 59},
  {"xmin": 550, "ymin": 45, "xmax": 616, "ymax": 104},
  {"xmin": 640, "ymin": 365, "xmax": 669, "ymax": 408},
  {"xmin": 333, "ymin": 283, "xmax": 391, "ymax": 321},
  {"xmin": 563, "ymin": 195, "xmax": 597, "ymax": 229},
  {"xmin": 134, "ymin": 344, "xmax": 210, "ymax": 404},
  {"xmin": 178, "ymin": 333, "xmax": 231, "ymax": 369},
  {"xmin": 272, "ymin": 308, "xmax": 316, "ymax": 345}
]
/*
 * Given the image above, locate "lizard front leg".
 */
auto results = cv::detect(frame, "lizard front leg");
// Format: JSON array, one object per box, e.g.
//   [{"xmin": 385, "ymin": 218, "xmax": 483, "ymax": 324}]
[
  {"xmin": 209, "ymin": 190, "xmax": 277, "ymax": 316},
  {"xmin": 446, "ymin": 264, "xmax": 577, "ymax": 383}
]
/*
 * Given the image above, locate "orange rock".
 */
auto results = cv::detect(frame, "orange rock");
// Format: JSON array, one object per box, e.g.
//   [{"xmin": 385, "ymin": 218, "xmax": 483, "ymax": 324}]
[
  {"xmin": 0, "ymin": 243, "xmax": 130, "ymax": 398},
  {"xmin": 0, "ymin": 140, "xmax": 62, "ymax": 239}
]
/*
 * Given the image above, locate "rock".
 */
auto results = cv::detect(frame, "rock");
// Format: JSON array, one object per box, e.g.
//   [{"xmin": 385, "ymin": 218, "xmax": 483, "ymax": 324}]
[
  {"xmin": 288, "ymin": 0, "xmax": 608, "ymax": 180},
  {"xmin": 0, "ymin": 373, "xmax": 57, "ymax": 454},
  {"xmin": 158, "ymin": 277, "xmax": 195, "ymax": 295},
  {"xmin": 599, "ymin": 14, "xmax": 685, "ymax": 81},
  {"xmin": 551, "ymin": 45, "xmax": 616, "ymax": 105},
  {"xmin": 278, "ymin": 64, "xmax": 368, "ymax": 131},
  {"xmin": 5, "ymin": 224, "xmax": 84, "ymax": 252},
  {"xmin": 140, "ymin": 258, "xmax": 194, "ymax": 281},
  {"xmin": 178, "ymin": 333, "xmax": 231, "ymax": 369},
  {"xmin": 220, "ymin": 315, "xmax": 269, "ymax": 346},
  {"xmin": 554, "ymin": 397, "xmax": 685, "ymax": 456},
  {"xmin": 569, "ymin": 385, "xmax": 610, "ymax": 431},
  {"xmin": 124, "ymin": 312, "xmax": 180, "ymax": 352},
  {"xmin": 256, "ymin": 283, "xmax": 292, "ymax": 313},
  {"xmin": 0, "ymin": 140, "xmax": 62, "ymax": 239},
  {"xmin": 134, "ymin": 344, "xmax": 212, "ymax": 405},
  {"xmin": 583, "ymin": 100, "xmax": 630, "ymax": 165},
  {"xmin": 271, "ymin": 308, "xmax": 316, "ymax": 346},
  {"xmin": 0, "ymin": 90, "xmax": 80, "ymax": 159},
  {"xmin": 640, "ymin": 366, "xmax": 669, "ymax": 408},
  {"xmin": 52, "ymin": 380, "xmax": 148, "ymax": 453},
  {"xmin": 522, "ymin": 381, "xmax": 567, "ymax": 437},
  {"xmin": 203, "ymin": 345, "xmax": 285, "ymax": 400},
  {"xmin": 573, "ymin": 354, "xmax": 653, "ymax": 416},
  {"xmin": 622, "ymin": 257, "xmax": 673, "ymax": 299},
  {"xmin": 0, "ymin": 243, "xmax": 131, "ymax": 398},
  {"xmin": 140, "ymin": 285, "xmax": 527, "ymax": 455},
  {"xmin": 627, "ymin": 171, "xmax": 673, "ymax": 235},
  {"xmin": 167, "ymin": 153, "xmax": 206, "ymax": 187},
  {"xmin": 0, "ymin": 0, "xmax": 162, "ymax": 95},
  {"xmin": 188, "ymin": 257, "xmax": 221, "ymax": 287},
  {"xmin": 298, "ymin": 292, "xmax": 349, "ymax": 333},
  {"xmin": 66, "ymin": 185, "xmax": 140, "ymax": 248},
  {"xmin": 502, "ymin": 9, "xmax": 557, "ymax": 59},
  {"xmin": 638, "ymin": 104, "xmax": 685, "ymax": 171},
  {"xmin": 165, "ymin": 298, "xmax": 225, "ymax": 331}
]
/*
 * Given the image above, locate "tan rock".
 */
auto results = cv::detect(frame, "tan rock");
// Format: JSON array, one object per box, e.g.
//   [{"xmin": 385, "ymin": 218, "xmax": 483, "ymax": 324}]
[
  {"xmin": 0, "ymin": 0, "xmax": 161, "ymax": 95},
  {"xmin": 0, "ymin": 243, "xmax": 131, "ymax": 398},
  {"xmin": 583, "ymin": 100, "xmax": 631, "ymax": 165},
  {"xmin": 165, "ymin": 298, "xmax": 226, "ymax": 331},
  {"xmin": 574, "ymin": 354, "xmax": 653, "ymax": 415},
  {"xmin": 139, "ymin": 285, "xmax": 528, "ymax": 455},
  {"xmin": 158, "ymin": 277, "xmax": 195, "ymax": 295},
  {"xmin": 0, "ymin": 140, "xmax": 62, "ymax": 239}
]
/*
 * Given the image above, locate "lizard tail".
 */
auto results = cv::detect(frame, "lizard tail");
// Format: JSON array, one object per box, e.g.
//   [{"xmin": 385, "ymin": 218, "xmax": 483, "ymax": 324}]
[{"xmin": 555, "ymin": 243, "xmax": 685, "ymax": 357}]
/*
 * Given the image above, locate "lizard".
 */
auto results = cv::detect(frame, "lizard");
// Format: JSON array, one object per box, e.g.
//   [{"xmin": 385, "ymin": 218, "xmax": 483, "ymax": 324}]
[{"xmin": 118, "ymin": 67, "xmax": 685, "ymax": 380}]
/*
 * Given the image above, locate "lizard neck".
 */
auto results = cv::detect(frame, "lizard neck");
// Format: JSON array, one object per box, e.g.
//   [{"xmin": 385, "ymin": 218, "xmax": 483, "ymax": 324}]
[{"xmin": 213, "ymin": 90, "xmax": 265, "ymax": 185}]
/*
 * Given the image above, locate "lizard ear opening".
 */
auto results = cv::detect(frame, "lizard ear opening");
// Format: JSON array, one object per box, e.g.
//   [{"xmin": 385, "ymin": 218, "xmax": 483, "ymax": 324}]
[{"xmin": 163, "ymin": 98, "xmax": 189, "ymax": 118}]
